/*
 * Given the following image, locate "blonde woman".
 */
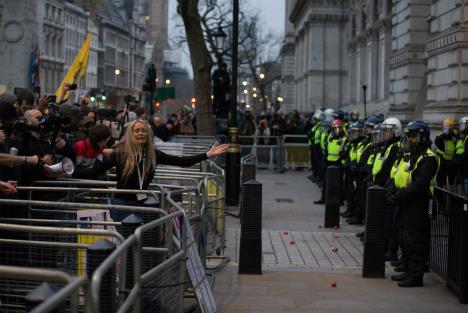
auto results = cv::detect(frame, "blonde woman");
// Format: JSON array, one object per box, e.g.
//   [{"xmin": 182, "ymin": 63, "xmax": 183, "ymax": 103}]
[{"xmin": 73, "ymin": 119, "xmax": 228, "ymax": 220}]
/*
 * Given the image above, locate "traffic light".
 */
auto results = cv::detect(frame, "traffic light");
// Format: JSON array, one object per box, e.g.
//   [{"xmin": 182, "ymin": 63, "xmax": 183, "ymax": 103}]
[{"xmin": 143, "ymin": 63, "xmax": 156, "ymax": 93}]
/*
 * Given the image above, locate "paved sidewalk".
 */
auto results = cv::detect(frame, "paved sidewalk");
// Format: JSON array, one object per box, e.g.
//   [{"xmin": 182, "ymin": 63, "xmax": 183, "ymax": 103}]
[{"xmin": 213, "ymin": 171, "xmax": 467, "ymax": 313}]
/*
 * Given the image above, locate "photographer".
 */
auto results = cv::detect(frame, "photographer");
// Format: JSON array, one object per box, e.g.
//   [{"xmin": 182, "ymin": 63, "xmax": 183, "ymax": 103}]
[
  {"xmin": 16, "ymin": 89, "xmax": 35, "ymax": 117},
  {"xmin": 17, "ymin": 109, "xmax": 74, "ymax": 186}
]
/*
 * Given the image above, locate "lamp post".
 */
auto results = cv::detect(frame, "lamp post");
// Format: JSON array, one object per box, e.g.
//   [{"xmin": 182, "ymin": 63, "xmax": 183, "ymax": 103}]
[
  {"xmin": 362, "ymin": 84, "xmax": 367, "ymax": 119},
  {"xmin": 225, "ymin": 0, "xmax": 240, "ymax": 206},
  {"xmin": 114, "ymin": 68, "xmax": 121, "ymax": 96},
  {"xmin": 212, "ymin": 26, "xmax": 227, "ymax": 65}
]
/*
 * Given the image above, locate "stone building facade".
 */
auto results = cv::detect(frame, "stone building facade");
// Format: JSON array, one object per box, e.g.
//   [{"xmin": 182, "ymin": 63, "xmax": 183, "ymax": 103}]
[
  {"xmin": 64, "ymin": 1, "xmax": 98, "ymax": 91},
  {"xmin": 0, "ymin": 0, "xmax": 147, "ymax": 102},
  {"xmin": 282, "ymin": 0, "xmax": 468, "ymax": 124},
  {"xmin": 286, "ymin": 0, "xmax": 350, "ymax": 113}
]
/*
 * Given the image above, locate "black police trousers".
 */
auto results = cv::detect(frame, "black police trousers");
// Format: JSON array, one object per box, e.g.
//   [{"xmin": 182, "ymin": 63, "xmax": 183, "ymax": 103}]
[{"xmin": 401, "ymin": 199, "xmax": 430, "ymax": 277}]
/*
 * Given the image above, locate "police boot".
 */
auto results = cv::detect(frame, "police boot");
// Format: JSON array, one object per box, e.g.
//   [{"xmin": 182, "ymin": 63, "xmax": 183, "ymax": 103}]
[
  {"xmin": 398, "ymin": 276, "xmax": 423, "ymax": 287},
  {"xmin": 390, "ymin": 272, "xmax": 408, "ymax": 282},
  {"xmin": 394, "ymin": 265, "xmax": 408, "ymax": 273}
]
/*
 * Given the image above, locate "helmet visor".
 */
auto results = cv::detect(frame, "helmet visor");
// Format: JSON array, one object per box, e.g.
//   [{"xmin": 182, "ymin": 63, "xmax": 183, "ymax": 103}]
[
  {"xmin": 349, "ymin": 128, "xmax": 362, "ymax": 139},
  {"xmin": 460, "ymin": 120, "xmax": 467, "ymax": 132},
  {"xmin": 443, "ymin": 125, "xmax": 452, "ymax": 135},
  {"xmin": 381, "ymin": 124, "xmax": 395, "ymax": 141}
]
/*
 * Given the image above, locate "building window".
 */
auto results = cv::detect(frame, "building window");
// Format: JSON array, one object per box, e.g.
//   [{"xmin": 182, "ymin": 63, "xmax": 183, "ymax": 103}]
[
  {"xmin": 361, "ymin": 7, "xmax": 367, "ymax": 31},
  {"xmin": 373, "ymin": 0, "xmax": 379, "ymax": 22}
]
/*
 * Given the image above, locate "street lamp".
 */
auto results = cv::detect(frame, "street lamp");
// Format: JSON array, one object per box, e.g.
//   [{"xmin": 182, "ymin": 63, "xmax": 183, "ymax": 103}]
[
  {"xmin": 165, "ymin": 79, "xmax": 171, "ymax": 85},
  {"xmin": 114, "ymin": 68, "xmax": 121, "ymax": 96},
  {"xmin": 225, "ymin": 0, "xmax": 240, "ymax": 206},
  {"xmin": 242, "ymin": 81, "xmax": 248, "ymax": 87},
  {"xmin": 259, "ymin": 73, "xmax": 265, "ymax": 80},
  {"xmin": 362, "ymin": 84, "xmax": 368, "ymax": 119},
  {"xmin": 212, "ymin": 26, "xmax": 227, "ymax": 64}
]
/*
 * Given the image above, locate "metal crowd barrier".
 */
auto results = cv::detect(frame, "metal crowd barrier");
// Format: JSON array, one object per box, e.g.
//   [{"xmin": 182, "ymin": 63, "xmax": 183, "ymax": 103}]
[
  {"xmin": 0, "ymin": 184, "xmax": 190, "ymax": 313},
  {"xmin": 239, "ymin": 136, "xmax": 282, "ymax": 172},
  {"xmin": 241, "ymin": 153, "xmax": 256, "ymax": 183},
  {"xmin": 430, "ymin": 186, "xmax": 468, "ymax": 304},
  {"xmin": 282, "ymin": 135, "xmax": 310, "ymax": 169},
  {"xmin": 168, "ymin": 135, "xmax": 226, "ymax": 166},
  {"xmin": 154, "ymin": 160, "xmax": 228, "ymax": 266},
  {"xmin": 0, "ymin": 265, "xmax": 90, "ymax": 313}
]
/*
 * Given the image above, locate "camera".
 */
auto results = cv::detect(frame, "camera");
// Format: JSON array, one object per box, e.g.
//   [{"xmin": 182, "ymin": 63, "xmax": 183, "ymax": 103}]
[
  {"xmin": 38, "ymin": 104, "xmax": 71, "ymax": 133},
  {"xmin": 124, "ymin": 95, "xmax": 136, "ymax": 103}
]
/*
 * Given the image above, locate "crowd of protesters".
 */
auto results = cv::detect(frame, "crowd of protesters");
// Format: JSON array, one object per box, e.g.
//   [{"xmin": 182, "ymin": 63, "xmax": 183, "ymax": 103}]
[{"xmin": 0, "ymin": 84, "xmax": 227, "ymax": 205}]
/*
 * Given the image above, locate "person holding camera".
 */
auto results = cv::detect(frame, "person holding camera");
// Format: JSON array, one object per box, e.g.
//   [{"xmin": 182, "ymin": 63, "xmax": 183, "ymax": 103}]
[
  {"xmin": 16, "ymin": 109, "xmax": 74, "ymax": 186},
  {"xmin": 73, "ymin": 119, "xmax": 229, "ymax": 221}
]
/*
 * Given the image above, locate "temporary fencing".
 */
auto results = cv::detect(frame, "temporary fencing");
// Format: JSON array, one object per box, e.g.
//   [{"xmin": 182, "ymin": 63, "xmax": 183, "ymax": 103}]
[
  {"xmin": 430, "ymin": 186, "xmax": 468, "ymax": 303},
  {"xmin": 0, "ymin": 183, "xmax": 194, "ymax": 313}
]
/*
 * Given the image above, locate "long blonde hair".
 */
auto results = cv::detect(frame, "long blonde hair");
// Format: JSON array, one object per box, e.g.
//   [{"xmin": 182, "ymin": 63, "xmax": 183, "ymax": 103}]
[{"xmin": 119, "ymin": 119, "xmax": 156, "ymax": 182}]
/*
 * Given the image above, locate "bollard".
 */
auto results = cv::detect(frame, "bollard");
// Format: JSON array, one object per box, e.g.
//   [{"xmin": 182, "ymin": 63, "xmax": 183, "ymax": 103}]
[
  {"xmin": 121, "ymin": 214, "xmax": 143, "ymax": 290},
  {"xmin": 87, "ymin": 239, "xmax": 116, "ymax": 313},
  {"xmin": 239, "ymin": 180, "xmax": 262, "ymax": 275},
  {"xmin": 324, "ymin": 166, "xmax": 340, "ymax": 228},
  {"xmin": 25, "ymin": 282, "xmax": 65, "ymax": 313},
  {"xmin": 241, "ymin": 163, "xmax": 256, "ymax": 184},
  {"xmin": 362, "ymin": 185, "xmax": 386, "ymax": 278}
]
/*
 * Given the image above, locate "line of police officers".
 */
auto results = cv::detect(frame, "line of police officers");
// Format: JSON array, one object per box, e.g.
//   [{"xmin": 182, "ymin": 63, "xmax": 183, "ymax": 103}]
[{"xmin": 307, "ymin": 109, "xmax": 468, "ymax": 287}]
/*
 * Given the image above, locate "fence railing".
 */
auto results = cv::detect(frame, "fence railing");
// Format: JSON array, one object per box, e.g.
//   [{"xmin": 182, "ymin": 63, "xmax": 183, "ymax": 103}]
[{"xmin": 430, "ymin": 186, "xmax": 468, "ymax": 304}]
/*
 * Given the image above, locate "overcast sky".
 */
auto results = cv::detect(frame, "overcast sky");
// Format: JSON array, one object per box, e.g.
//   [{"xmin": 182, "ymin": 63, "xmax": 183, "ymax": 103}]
[{"xmin": 167, "ymin": 0, "xmax": 285, "ymax": 74}]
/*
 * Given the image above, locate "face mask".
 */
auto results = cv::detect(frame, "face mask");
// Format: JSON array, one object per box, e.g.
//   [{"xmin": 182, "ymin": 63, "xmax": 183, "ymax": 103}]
[{"xmin": 443, "ymin": 126, "xmax": 451, "ymax": 135}]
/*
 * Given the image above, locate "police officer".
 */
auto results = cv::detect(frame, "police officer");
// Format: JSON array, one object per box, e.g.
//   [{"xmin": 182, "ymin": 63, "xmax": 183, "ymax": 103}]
[
  {"xmin": 371, "ymin": 117, "xmax": 402, "ymax": 260},
  {"xmin": 314, "ymin": 118, "xmax": 347, "ymax": 204},
  {"xmin": 316, "ymin": 109, "xmax": 334, "ymax": 187},
  {"xmin": 348, "ymin": 116, "xmax": 381, "ymax": 225},
  {"xmin": 372, "ymin": 118, "xmax": 402, "ymax": 187},
  {"xmin": 454, "ymin": 116, "xmax": 468, "ymax": 182},
  {"xmin": 434, "ymin": 118, "xmax": 457, "ymax": 186},
  {"xmin": 308, "ymin": 110, "xmax": 323, "ymax": 182},
  {"xmin": 341, "ymin": 121, "xmax": 365, "ymax": 218},
  {"xmin": 389, "ymin": 121, "xmax": 440, "ymax": 287}
]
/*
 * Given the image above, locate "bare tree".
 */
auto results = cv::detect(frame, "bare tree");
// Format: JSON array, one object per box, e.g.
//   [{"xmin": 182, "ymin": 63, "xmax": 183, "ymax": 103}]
[
  {"xmin": 239, "ymin": 14, "xmax": 281, "ymax": 111},
  {"xmin": 175, "ymin": 0, "xmax": 280, "ymax": 133},
  {"xmin": 177, "ymin": 0, "xmax": 216, "ymax": 135}
]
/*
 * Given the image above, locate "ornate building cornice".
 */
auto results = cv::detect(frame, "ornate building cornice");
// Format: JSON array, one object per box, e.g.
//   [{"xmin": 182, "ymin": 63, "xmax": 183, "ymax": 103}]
[
  {"xmin": 307, "ymin": 13, "xmax": 349, "ymax": 25},
  {"xmin": 290, "ymin": 0, "xmax": 349, "ymax": 23}
]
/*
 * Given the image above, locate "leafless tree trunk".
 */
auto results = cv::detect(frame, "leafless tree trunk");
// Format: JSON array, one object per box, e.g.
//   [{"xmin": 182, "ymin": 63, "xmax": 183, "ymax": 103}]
[{"xmin": 177, "ymin": 0, "xmax": 215, "ymax": 135}]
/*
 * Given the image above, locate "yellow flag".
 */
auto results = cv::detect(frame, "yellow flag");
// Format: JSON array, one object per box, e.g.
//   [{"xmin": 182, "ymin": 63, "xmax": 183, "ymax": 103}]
[{"xmin": 56, "ymin": 33, "xmax": 91, "ymax": 99}]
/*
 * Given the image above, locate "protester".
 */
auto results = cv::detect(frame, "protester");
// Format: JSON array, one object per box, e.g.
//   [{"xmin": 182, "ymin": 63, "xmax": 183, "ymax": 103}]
[{"xmin": 72, "ymin": 119, "xmax": 228, "ymax": 221}]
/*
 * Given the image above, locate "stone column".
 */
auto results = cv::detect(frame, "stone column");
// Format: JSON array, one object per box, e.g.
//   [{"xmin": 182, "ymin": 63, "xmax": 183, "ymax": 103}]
[
  {"xmin": 388, "ymin": 0, "xmax": 431, "ymax": 123},
  {"xmin": 367, "ymin": 29, "xmax": 379, "ymax": 101},
  {"xmin": 0, "ymin": 0, "xmax": 38, "ymax": 90},
  {"xmin": 423, "ymin": 1, "xmax": 468, "ymax": 125}
]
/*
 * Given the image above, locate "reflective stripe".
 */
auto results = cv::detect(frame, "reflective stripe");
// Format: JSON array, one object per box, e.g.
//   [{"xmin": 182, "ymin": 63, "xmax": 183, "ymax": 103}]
[
  {"xmin": 436, "ymin": 139, "xmax": 455, "ymax": 161},
  {"xmin": 372, "ymin": 142, "xmax": 397, "ymax": 178},
  {"xmin": 357, "ymin": 141, "xmax": 371, "ymax": 163},
  {"xmin": 327, "ymin": 137, "xmax": 346, "ymax": 162},
  {"xmin": 455, "ymin": 135, "xmax": 467, "ymax": 155},
  {"xmin": 314, "ymin": 123, "xmax": 322, "ymax": 145},
  {"xmin": 394, "ymin": 148, "xmax": 440, "ymax": 196}
]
